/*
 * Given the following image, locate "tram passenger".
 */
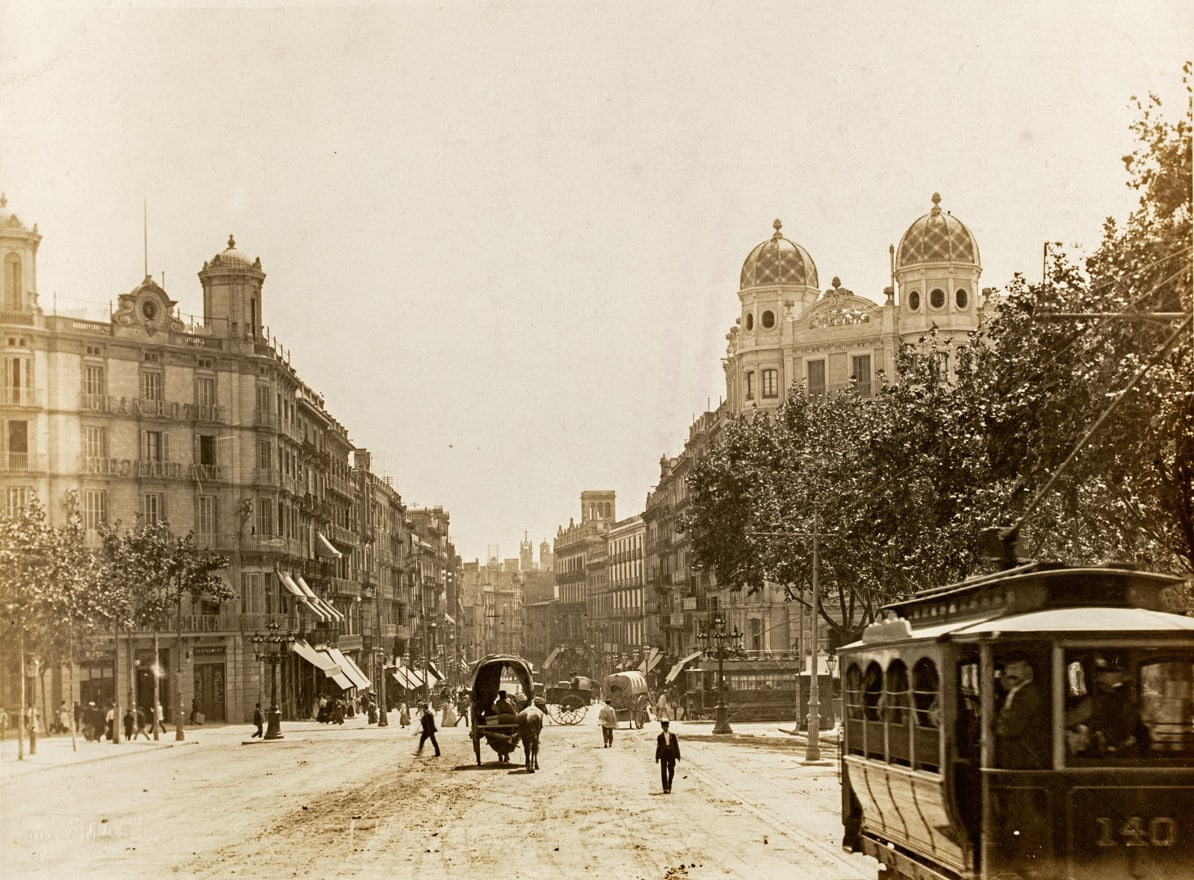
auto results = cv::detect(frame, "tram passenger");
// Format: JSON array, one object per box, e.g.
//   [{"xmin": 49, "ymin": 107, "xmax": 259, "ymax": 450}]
[{"xmin": 1067, "ymin": 656, "xmax": 1144, "ymax": 757}]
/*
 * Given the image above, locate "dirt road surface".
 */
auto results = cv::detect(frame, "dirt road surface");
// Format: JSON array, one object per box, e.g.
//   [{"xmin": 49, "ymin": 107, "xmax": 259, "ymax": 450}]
[{"xmin": 1, "ymin": 711, "xmax": 877, "ymax": 880}]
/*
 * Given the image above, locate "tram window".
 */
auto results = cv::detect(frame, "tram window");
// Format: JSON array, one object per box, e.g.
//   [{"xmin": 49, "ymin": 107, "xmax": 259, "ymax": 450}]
[
  {"xmin": 913, "ymin": 658, "xmax": 941, "ymax": 728},
  {"xmin": 863, "ymin": 662, "xmax": 883, "ymax": 721},
  {"xmin": 1065, "ymin": 650, "xmax": 1194, "ymax": 761},
  {"xmin": 844, "ymin": 664, "xmax": 864, "ymax": 721},
  {"xmin": 885, "ymin": 661, "xmax": 910, "ymax": 725}
]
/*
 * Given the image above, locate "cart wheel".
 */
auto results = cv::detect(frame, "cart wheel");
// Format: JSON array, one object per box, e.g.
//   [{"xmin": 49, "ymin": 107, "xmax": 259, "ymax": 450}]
[{"xmin": 557, "ymin": 695, "xmax": 587, "ymax": 725}]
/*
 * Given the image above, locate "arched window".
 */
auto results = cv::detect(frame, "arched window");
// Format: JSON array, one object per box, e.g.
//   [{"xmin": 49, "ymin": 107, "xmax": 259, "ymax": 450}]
[
  {"xmin": 930, "ymin": 288, "xmax": 946, "ymax": 309},
  {"xmin": 863, "ymin": 661, "xmax": 883, "ymax": 721},
  {"xmin": 844, "ymin": 663, "xmax": 864, "ymax": 721},
  {"xmin": 913, "ymin": 658, "xmax": 941, "ymax": 728},
  {"xmin": 955, "ymin": 288, "xmax": 969, "ymax": 309},
  {"xmin": 885, "ymin": 660, "xmax": 910, "ymax": 726},
  {"xmin": 907, "ymin": 290, "xmax": 920, "ymax": 311},
  {"xmin": 761, "ymin": 309, "xmax": 775, "ymax": 329},
  {"xmin": 744, "ymin": 312, "xmax": 754, "ymax": 331},
  {"xmin": 3, "ymin": 254, "xmax": 21, "ymax": 310}
]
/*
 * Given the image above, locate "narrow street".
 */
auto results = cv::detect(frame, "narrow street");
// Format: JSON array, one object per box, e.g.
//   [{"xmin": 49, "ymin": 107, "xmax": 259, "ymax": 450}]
[{"xmin": 2, "ymin": 712, "xmax": 877, "ymax": 880}]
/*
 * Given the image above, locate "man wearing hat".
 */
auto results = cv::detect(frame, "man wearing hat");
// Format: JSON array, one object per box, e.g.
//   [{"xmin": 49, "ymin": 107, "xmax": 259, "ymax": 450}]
[
  {"xmin": 415, "ymin": 702, "xmax": 440, "ymax": 757},
  {"xmin": 655, "ymin": 720, "xmax": 681, "ymax": 793},
  {"xmin": 1085, "ymin": 656, "xmax": 1142, "ymax": 755}
]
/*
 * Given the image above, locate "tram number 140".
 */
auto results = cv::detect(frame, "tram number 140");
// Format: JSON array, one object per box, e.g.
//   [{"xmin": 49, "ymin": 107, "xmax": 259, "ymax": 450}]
[{"xmin": 1095, "ymin": 817, "xmax": 1178, "ymax": 848}]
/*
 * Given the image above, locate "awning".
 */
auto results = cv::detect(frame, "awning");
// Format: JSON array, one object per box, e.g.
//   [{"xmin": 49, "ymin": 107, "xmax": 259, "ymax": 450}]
[
  {"xmin": 279, "ymin": 570, "xmax": 329, "ymax": 623},
  {"xmin": 292, "ymin": 639, "xmax": 352, "ymax": 689},
  {"xmin": 425, "ymin": 661, "xmax": 444, "ymax": 683},
  {"xmin": 665, "ymin": 650, "xmax": 704, "ymax": 684},
  {"xmin": 393, "ymin": 667, "xmax": 425, "ymax": 689},
  {"xmin": 443, "ymin": 613, "xmax": 456, "ymax": 625},
  {"xmin": 316, "ymin": 531, "xmax": 343, "ymax": 559},
  {"xmin": 638, "ymin": 647, "xmax": 662, "ymax": 673},
  {"xmin": 326, "ymin": 647, "xmax": 371, "ymax": 690},
  {"xmin": 542, "ymin": 646, "xmax": 562, "ymax": 670},
  {"xmin": 294, "ymin": 574, "xmax": 344, "ymax": 622}
]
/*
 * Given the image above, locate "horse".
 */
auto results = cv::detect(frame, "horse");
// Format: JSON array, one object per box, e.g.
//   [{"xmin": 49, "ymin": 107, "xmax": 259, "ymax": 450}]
[{"xmin": 517, "ymin": 699, "xmax": 544, "ymax": 772}]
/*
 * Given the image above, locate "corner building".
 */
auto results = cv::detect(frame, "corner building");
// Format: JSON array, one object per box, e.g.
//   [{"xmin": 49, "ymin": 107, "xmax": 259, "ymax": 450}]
[
  {"xmin": 0, "ymin": 194, "xmax": 453, "ymax": 723},
  {"xmin": 652, "ymin": 196, "xmax": 986, "ymax": 678}
]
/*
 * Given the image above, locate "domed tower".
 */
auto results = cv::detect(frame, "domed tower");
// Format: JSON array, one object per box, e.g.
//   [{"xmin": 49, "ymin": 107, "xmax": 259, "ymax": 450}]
[
  {"xmin": 725, "ymin": 219, "xmax": 819, "ymax": 413},
  {"xmin": 894, "ymin": 193, "xmax": 981, "ymax": 348},
  {"xmin": 199, "ymin": 235, "xmax": 266, "ymax": 339},
  {"xmin": 0, "ymin": 193, "xmax": 42, "ymax": 314}
]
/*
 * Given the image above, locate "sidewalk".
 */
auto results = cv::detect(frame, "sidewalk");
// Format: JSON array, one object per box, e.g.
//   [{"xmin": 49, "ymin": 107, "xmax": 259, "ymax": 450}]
[{"xmin": 0, "ymin": 712, "xmax": 390, "ymax": 778}]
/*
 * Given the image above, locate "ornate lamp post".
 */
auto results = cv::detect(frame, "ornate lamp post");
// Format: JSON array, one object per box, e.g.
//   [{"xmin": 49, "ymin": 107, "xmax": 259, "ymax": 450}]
[
  {"xmin": 825, "ymin": 652, "xmax": 838, "ymax": 731},
  {"xmin": 698, "ymin": 614, "xmax": 741, "ymax": 735},
  {"xmin": 373, "ymin": 646, "xmax": 389, "ymax": 727},
  {"xmin": 249, "ymin": 622, "xmax": 295, "ymax": 740}
]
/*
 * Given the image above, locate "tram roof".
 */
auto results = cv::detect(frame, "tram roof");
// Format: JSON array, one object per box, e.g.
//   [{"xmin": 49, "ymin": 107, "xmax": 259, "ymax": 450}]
[{"xmin": 949, "ymin": 606, "xmax": 1194, "ymax": 638}]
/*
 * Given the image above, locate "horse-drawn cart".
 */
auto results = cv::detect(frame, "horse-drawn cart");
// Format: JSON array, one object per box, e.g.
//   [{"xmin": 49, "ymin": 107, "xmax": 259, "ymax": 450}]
[
  {"xmin": 603, "ymin": 670, "xmax": 651, "ymax": 728},
  {"xmin": 543, "ymin": 675, "xmax": 595, "ymax": 725},
  {"xmin": 469, "ymin": 654, "xmax": 535, "ymax": 765}
]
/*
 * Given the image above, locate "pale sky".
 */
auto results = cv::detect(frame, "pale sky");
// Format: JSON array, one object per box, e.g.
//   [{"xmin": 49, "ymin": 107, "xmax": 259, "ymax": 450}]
[{"xmin": 2, "ymin": 1, "xmax": 1190, "ymax": 563}]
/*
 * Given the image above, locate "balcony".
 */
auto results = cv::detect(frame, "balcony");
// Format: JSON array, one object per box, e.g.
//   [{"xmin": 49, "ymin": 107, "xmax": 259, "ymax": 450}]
[
  {"xmin": 0, "ymin": 452, "xmax": 40, "ymax": 473},
  {"xmin": 78, "ymin": 395, "xmax": 228, "ymax": 424},
  {"xmin": 254, "ymin": 409, "xmax": 278, "ymax": 429},
  {"xmin": 253, "ymin": 467, "xmax": 282, "ymax": 487},
  {"xmin": 328, "ymin": 577, "xmax": 362, "ymax": 599},
  {"xmin": 0, "ymin": 387, "xmax": 41, "ymax": 407}
]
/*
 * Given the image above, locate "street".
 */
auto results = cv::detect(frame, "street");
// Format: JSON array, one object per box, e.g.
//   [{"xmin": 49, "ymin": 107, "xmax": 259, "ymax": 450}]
[{"xmin": 1, "ymin": 711, "xmax": 877, "ymax": 880}]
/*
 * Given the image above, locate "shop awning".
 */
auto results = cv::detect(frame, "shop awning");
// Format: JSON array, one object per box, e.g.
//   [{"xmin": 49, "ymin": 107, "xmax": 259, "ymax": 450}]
[
  {"xmin": 294, "ymin": 574, "xmax": 344, "ymax": 622},
  {"xmin": 292, "ymin": 639, "xmax": 352, "ymax": 690},
  {"xmin": 542, "ymin": 646, "xmax": 562, "ymax": 670},
  {"xmin": 315, "ymin": 531, "xmax": 343, "ymax": 559},
  {"xmin": 393, "ymin": 667, "xmax": 425, "ymax": 689},
  {"xmin": 638, "ymin": 647, "xmax": 662, "ymax": 673},
  {"xmin": 326, "ymin": 647, "xmax": 371, "ymax": 690},
  {"xmin": 665, "ymin": 650, "xmax": 704, "ymax": 684},
  {"xmin": 425, "ymin": 661, "xmax": 444, "ymax": 682}
]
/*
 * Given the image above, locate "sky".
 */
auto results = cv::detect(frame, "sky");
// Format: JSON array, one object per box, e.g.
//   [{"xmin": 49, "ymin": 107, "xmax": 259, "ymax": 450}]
[{"xmin": 2, "ymin": 1, "xmax": 1191, "ymax": 564}]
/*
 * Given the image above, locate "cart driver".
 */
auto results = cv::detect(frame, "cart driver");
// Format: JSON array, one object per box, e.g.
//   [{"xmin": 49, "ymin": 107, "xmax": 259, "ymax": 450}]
[{"xmin": 494, "ymin": 690, "xmax": 517, "ymax": 718}]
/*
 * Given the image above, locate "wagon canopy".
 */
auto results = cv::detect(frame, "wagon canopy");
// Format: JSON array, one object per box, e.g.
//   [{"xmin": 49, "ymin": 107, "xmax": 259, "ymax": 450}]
[
  {"xmin": 603, "ymin": 670, "xmax": 649, "ymax": 697},
  {"xmin": 469, "ymin": 654, "xmax": 536, "ymax": 714}
]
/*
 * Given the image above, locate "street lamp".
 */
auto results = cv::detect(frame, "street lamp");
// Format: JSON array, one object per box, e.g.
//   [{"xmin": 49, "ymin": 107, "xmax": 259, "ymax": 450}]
[
  {"xmin": 825, "ymin": 653, "xmax": 838, "ymax": 731},
  {"xmin": 373, "ymin": 646, "xmax": 389, "ymax": 727},
  {"xmin": 698, "ymin": 614, "xmax": 741, "ymax": 735},
  {"xmin": 248, "ymin": 622, "xmax": 295, "ymax": 740}
]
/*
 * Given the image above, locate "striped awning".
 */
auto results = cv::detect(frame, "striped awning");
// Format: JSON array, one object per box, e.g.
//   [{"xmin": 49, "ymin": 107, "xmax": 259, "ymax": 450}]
[
  {"xmin": 326, "ymin": 647, "xmax": 371, "ymax": 690},
  {"xmin": 278, "ymin": 570, "xmax": 329, "ymax": 623},
  {"xmin": 294, "ymin": 574, "xmax": 344, "ymax": 622},
  {"xmin": 665, "ymin": 650, "xmax": 704, "ymax": 684},
  {"xmin": 638, "ymin": 647, "xmax": 662, "ymax": 673},
  {"xmin": 542, "ymin": 646, "xmax": 562, "ymax": 670}
]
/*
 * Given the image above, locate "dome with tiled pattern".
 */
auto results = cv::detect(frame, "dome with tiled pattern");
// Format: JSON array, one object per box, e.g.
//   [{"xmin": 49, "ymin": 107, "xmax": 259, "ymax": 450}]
[
  {"xmin": 740, "ymin": 219, "xmax": 818, "ymax": 290},
  {"xmin": 896, "ymin": 193, "xmax": 979, "ymax": 268},
  {"xmin": 209, "ymin": 235, "xmax": 255, "ymax": 269}
]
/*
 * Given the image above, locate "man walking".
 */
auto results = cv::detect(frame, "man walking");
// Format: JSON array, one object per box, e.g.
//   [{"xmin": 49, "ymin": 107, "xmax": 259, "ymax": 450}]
[
  {"xmin": 598, "ymin": 699, "xmax": 617, "ymax": 747},
  {"xmin": 655, "ymin": 720, "xmax": 680, "ymax": 793},
  {"xmin": 251, "ymin": 703, "xmax": 264, "ymax": 738},
  {"xmin": 415, "ymin": 703, "xmax": 440, "ymax": 757}
]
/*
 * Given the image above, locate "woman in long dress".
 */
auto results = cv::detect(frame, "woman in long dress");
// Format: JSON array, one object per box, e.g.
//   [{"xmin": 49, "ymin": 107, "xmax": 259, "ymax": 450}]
[{"xmin": 399, "ymin": 701, "xmax": 411, "ymax": 727}]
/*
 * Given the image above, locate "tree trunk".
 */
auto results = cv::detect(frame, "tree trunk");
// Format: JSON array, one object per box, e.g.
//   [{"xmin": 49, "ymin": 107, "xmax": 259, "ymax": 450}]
[
  {"xmin": 68, "ymin": 620, "xmax": 78, "ymax": 752},
  {"xmin": 17, "ymin": 627, "xmax": 26, "ymax": 760},
  {"xmin": 152, "ymin": 630, "xmax": 161, "ymax": 740}
]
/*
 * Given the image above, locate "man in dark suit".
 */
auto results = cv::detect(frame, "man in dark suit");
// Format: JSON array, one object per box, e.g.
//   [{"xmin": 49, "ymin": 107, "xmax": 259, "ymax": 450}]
[
  {"xmin": 415, "ymin": 703, "xmax": 440, "ymax": 757},
  {"xmin": 251, "ymin": 703, "xmax": 264, "ymax": 738},
  {"xmin": 994, "ymin": 654, "xmax": 1049, "ymax": 875},
  {"xmin": 655, "ymin": 720, "xmax": 681, "ymax": 793}
]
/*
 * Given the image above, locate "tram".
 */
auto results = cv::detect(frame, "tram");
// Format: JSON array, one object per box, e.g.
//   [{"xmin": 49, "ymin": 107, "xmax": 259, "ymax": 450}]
[{"xmin": 838, "ymin": 561, "xmax": 1194, "ymax": 880}]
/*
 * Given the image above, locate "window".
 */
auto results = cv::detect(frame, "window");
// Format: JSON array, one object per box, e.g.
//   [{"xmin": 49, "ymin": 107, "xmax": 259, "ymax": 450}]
[
  {"xmin": 744, "ymin": 313, "xmax": 754, "ymax": 331},
  {"xmin": 3, "ymin": 355, "xmax": 33, "ymax": 405},
  {"xmin": 83, "ymin": 425, "xmax": 108, "ymax": 460},
  {"xmin": 196, "ymin": 434, "xmax": 217, "ymax": 467},
  {"xmin": 5, "ymin": 486, "xmax": 34, "ymax": 515},
  {"xmin": 256, "ymin": 500, "xmax": 273, "ymax": 537},
  {"xmin": 3, "ymin": 254, "xmax": 21, "ymax": 309},
  {"xmin": 956, "ymin": 288, "xmax": 969, "ymax": 309},
  {"xmin": 195, "ymin": 376, "xmax": 216, "ymax": 407},
  {"xmin": 141, "ymin": 371, "xmax": 163, "ymax": 401},
  {"xmin": 807, "ymin": 360, "xmax": 826, "ymax": 397},
  {"xmin": 197, "ymin": 495, "xmax": 218, "ymax": 538},
  {"xmin": 255, "ymin": 384, "xmax": 271, "ymax": 414},
  {"xmin": 84, "ymin": 364, "xmax": 106, "ymax": 397},
  {"xmin": 141, "ymin": 492, "xmax": 165, "ymax": 524},
  {"xmin": 258, "ymin": 440, "xmax": 272, "ymax": 470},
  {"xmin": 83, "ymin": 490, "xmax": 107, "ymax": 531},
  {"xmin": 761, "ymin": 368, "xmax": 779, "ymax": 399},
  {"xmin": 851, "ymin": 355, "xmax": 872, "ymax": 396},
  {"xmin": 761, "ymin": 310, "xmax": 775, "ymax": 329},
  {"xmin": 4, "ymin": 419, "xmax": 29, "ymax": 470},
  {"xmin": 1064, "ymin": 648, "xmax": 1194, "ymax": 762},
  {"xmin": 141, "ymin": 430, "xmax": 167, "ymax": 461},
  {"xmin": 930, "ymin": 288, "xmax": 946, "ymax": 309},
  {"xmin": 745, "ymin": 371, "xmax": 755, "ymax": 401},
  {"xmin": 907, "ymin": 290, "xmax": 920, "ymax": 311}
]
